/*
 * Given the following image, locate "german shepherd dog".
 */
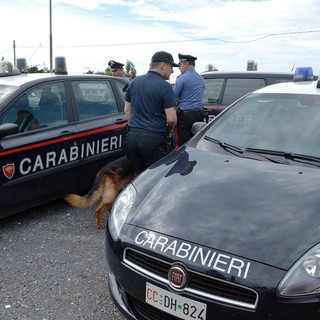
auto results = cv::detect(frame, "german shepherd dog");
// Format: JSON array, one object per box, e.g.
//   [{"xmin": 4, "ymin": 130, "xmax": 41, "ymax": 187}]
[{"xmin": 64, "ymin": 157, "xmax": 134, "ymax": 229}]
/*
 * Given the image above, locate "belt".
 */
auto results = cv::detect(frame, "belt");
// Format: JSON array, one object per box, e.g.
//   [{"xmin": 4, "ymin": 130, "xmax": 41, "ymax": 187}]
[
  {"xmin": 177, "ymin": 108, "xmax": 203, "ymax": 114},
  {"xmin": 128, "ymin": 126, "xmax": 165, "ymax": 137}
]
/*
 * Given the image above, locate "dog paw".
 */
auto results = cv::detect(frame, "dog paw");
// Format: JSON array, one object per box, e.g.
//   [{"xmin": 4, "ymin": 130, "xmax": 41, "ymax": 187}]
[{"xmin": 97, "ymin": 223, "xmax": 105, "ymax": 229}]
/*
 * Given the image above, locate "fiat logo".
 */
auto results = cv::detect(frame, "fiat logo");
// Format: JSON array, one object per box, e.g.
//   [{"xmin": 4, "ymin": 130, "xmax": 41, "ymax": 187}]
[{"xmin": 168, "ymin": 265, "xmax": 187, "ymax": 289}]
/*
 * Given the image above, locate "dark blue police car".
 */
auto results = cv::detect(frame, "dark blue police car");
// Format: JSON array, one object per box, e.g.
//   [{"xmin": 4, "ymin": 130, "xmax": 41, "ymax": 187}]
[
  {"xmin": 106, "ymin": 67, "xmax": 320, "ymax": 319},
  {"xmin": 0, "ymin": 60, "xmax": 129, "ymax": 219}
]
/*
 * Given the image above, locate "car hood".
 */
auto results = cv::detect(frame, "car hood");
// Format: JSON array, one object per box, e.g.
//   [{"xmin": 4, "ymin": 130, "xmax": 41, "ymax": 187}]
[{"xmin": 129, "ymin": 146, "xmax": 320, "ymax": 270}]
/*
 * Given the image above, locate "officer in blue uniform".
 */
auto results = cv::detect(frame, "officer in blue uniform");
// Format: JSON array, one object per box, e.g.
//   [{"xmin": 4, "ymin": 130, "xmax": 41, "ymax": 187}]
[
  {"xmin": 124, "ymin": 51, "xmax": 178, "ymax": 176},
  {"xmin": 174, "ymin": 53, "xmax": 205, "ymax": 146},
  {"xmin": 108, "ymin": 60, "xmax": 125, "ymax": 77}
]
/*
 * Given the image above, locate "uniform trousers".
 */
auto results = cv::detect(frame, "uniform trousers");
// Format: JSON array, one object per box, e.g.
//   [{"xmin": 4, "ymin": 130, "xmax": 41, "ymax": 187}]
[
  {"xmin": 126, "ymin": 127, "xmax": 166, "ymax": 176},
  {"xmin": 177, "ymin": 109, "xmax": 204, "ymax": 146}
]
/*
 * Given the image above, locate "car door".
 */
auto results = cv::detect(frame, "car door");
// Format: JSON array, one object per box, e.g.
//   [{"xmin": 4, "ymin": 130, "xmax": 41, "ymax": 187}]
[
  {"xmin": 69, "ymin": 77, "xmax": 128, "ymax": 187},
  {"xmin": 0, "ymin": 80, "xmax": 80, "ymax": 217}
]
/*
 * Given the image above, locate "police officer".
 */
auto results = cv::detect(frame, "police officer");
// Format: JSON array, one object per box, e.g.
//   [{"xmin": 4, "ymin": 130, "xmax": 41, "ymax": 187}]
[
  {"xmin": 108, "ymin": 60, "xmax": 125, "ymax": 77},
  {"xmin": 124, "ymin": 51, "xmax": 178, "ymax": 176},
  {"xmin": 174, "ymin": 53, "xmax": 205, "ymax": 146}
]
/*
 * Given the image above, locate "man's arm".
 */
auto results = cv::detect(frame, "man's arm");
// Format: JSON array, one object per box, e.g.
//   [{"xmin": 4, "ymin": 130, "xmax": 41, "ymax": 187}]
[
  {"xmin": 165, "ymin": 107, "xmax": 177, "ymax": 131},
  {"xmin": 124, "ymin": 101, "xmax": 132, "ymax": 120},
  {"xmin": 173, "ymin": 77, "xmax": 183, "ymax": 99}
]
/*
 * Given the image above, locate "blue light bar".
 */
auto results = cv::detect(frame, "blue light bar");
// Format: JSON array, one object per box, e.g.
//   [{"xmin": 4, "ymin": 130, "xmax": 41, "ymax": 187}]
[{"xmin": 293, "ymin": 67, "xmax": 313, "ymax": 82}]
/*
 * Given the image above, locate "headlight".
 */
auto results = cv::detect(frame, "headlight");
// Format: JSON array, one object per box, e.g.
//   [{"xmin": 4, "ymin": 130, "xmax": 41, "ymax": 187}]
[
  {"xmin": 277, "ymin": 243, "xmax": 320, "ymax": 296},
  {"xmin": 108, "ymin": 183, "xmax": 136, "ymax": 241}
]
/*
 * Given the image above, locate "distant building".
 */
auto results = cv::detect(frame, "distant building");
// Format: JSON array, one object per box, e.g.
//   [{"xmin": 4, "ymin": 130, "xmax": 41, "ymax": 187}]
[{"xmin": 247, "ymin": 60, "xmax": 258, "ymax": 71}]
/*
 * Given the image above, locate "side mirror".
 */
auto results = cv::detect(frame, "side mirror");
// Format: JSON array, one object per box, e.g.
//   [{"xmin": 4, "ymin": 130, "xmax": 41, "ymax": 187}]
[
  {"xmin": 191, "ymin": 121, "xmax": 206, "ymax": 135},
  {"xmin": 0, "ymin": 123, "xmax": 19, "ymax": 139}
]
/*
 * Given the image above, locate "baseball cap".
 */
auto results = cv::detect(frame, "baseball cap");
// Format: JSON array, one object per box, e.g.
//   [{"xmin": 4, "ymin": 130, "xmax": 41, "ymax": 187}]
[{"xmin": 151, "ymin": 51, "xmax": 179, "ymax": 67}]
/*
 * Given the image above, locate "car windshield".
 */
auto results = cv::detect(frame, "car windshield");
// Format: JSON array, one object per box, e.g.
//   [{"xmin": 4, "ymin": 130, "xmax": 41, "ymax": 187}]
[
  {"xmin": 202, "ymin": 92, "xmax": 320, "ymax": 158},
  {"xmin": 0, "ymin": 84, "xmax": 19, "ymax": 105}
]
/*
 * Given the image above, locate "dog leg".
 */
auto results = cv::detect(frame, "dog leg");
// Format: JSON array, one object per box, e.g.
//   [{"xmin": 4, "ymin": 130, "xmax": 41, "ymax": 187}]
[
  {"xmin": 95, "ymin": 206, "xmax": 106, "ymax": 229},
  {"xmin": 95, "ymin": 198, "xmax": 116, "ymax": 229}
]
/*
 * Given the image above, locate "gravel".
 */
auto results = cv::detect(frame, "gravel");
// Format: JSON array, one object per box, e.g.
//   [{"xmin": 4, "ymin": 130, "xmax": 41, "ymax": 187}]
[{"xmin": 0, "ymin": 199, "xmax": 126, "ymax": 320}]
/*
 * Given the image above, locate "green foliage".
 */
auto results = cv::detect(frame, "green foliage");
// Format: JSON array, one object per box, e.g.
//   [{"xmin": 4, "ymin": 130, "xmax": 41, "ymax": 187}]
[
  {"xmin": 27, "ymin": 65, "xmax": 50, "ymax": 73},
  {"xmin": 125, "ymin": 60, "xmax": 137, "ymax": 79},
  {"xmin": 83, "ymin": 68, "xmax": 94, "ymax": 74}
]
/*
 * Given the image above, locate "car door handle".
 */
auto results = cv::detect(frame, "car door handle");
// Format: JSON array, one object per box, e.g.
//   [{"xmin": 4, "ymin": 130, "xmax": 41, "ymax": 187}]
[
  {"xmin": 60, "ymin": 130, "xmax": 75, "ymax": 138},
  {"xmin": 115, "ymin": 118, "xmax": 128, "ymax": 124}
]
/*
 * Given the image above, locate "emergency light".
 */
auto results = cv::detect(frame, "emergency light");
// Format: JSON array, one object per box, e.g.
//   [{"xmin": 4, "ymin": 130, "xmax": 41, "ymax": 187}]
[
  {"xmin": 16, "ymin": 58, "xmax": 27, "ymax": 73},
  {"xmin": 55, "ymin": 56, "xmax": 68, "ymax": 75},
  {"xmin": 293, "ymin": 67, "xmax": 313, "ymax": 82}
]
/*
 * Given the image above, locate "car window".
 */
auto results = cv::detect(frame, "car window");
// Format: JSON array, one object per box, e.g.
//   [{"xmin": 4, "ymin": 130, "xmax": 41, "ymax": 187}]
[
  {"xmin": 0, "ymin": 82, "xmax": 68, "ymax": 132},
  {"xmin": 114, "ymin": 79, "xmax": 129, "ymax": 99},
  {"xmin": 222, "ymin": 78, "xmax": 266, "ymax": 105},
  {"xmin": 72, "ymin": 80, "xmax": 119, "ymax": 120},
  {"xmin": 35, "ymin": 83, "xmax": 68, "ymax": 128},
  {"xmin": 0, "ymin": 84, "xmax": 18, "ymax": 104},
  {"xmin": 271, "ymin": 77, "xmax": 293, "ymax": 84},
  {"xmin": 203, "ymin": 78, "xmax": 224, "ymax": 104}
]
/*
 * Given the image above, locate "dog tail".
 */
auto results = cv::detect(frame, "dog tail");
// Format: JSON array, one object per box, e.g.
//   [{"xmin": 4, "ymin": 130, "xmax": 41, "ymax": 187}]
[{"xmin": 64, "ymin": 174, "xmax": 104, "ymax": 209}]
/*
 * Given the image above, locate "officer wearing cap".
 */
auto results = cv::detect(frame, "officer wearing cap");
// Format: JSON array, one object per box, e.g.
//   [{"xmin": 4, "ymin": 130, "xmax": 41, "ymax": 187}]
[
  {"xmin": 124, "ymin": 51, "xmax": 178, "ymax": 175},
  {"xmin": 108, "ymin": 60, "xmax": 125, "ymax": 77},
  {"xmin": 174, "ymin": 53, "xmax": 205, "ymax": 146}
]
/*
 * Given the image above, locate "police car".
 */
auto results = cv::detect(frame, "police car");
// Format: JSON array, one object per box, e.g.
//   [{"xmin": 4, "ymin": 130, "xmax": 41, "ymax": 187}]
[
  {"xmin": 202, "ymin": 70, "xmax": 294, "ymax": 120},
  {"xmin": 106, "ymin": 67, "xmax": 320, "ymax": 319},
  {"xmin": 0, "ymin": 60, "xmax": 129, "ymax": 219}
]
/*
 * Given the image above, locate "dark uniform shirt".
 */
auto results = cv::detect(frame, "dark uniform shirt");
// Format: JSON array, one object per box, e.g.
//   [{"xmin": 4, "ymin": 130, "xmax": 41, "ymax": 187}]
[
  {"xmin": 125, "ymin": 71, "xmax": 176, "ymax": 133},
  {"xmin": 174, "ymin": 68, "xmax": 205, "ymax": 111}
]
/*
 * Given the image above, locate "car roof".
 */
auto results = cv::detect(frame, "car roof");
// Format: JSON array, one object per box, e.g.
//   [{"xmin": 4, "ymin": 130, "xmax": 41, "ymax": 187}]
[
  {"xmin": 0, "ymin": 73, "xmax": 123, "ymax": 87},
  {"xmin": 0, "ymin": 73, "xmax": 56, "ymax": 86},
  {"xmin": 201, "ymin": 70, "xmax": 294, "ymax": 78},
  {"xmin": 252, "ymin": 80, "xmax": 320, "ymax": 95}
]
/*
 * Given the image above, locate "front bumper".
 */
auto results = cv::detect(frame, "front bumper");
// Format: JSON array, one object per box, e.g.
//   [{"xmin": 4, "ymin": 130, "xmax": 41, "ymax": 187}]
[{"xmin": 106, "ymin": 231, "xmax": 320, "ymax": 320}]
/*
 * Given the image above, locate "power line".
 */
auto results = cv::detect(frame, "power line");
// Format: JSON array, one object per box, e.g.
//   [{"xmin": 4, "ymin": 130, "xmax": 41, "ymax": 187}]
[
  {"xmin": 0, "ymin": 46, "xmax": 13, "ymax": 55},
  {"xmin": 53, "ymin": 29, "xmax": 320, "ymax": 47},
  {"xmin": 216, "ymin": 29, "xmax": 320, "ymax": 44},
  {"xmin": 5, "ymin": 29, "xmax": 320, "ymax": 51}
]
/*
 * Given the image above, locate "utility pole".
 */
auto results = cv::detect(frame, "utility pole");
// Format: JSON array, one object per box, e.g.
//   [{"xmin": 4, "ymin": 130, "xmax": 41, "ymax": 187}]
[
  {"xmin": 13, "ymin": 40, "xmax": 16, "ymax": 64},
  {"xmin": 49, "ymin": 0, "xmax": 53, "ymax": 73}
]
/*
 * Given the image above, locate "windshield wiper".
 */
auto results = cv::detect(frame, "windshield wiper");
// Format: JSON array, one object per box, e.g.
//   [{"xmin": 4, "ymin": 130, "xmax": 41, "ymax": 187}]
[
  {"xmin": 244, "ymin": 148, "xmax": 289, "ymax": 163},
  {"xmin": 204, "ymin": 136, "xmax": 244, "ymax": 153},
  {"xmin": 204, "ymin": 136, "xmax": 276, "ymax": 161},
  {"xmin": 285, "ymin": 152, "xmax": 320, "ymax": 166},
  {"xmin": 203, "ymin": 136, "xmax": 320, "ymax": 166},
  {"xmin": 245, "ymin": 148, "xmax": 320, "ymax": 166}
]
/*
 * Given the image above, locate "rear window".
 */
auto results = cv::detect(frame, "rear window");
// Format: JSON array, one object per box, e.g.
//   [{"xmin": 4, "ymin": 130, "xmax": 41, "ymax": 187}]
[
  {"xmin": 203, "ymin": 77, "xmax": 266, "ymax": 106},
  {"xmin": 222, "ymin": 78, "xmax": 265, "ymax": 105},
  {"xmin": 203, "ymin": 78, "xmax": 224, "ymax": 104}
]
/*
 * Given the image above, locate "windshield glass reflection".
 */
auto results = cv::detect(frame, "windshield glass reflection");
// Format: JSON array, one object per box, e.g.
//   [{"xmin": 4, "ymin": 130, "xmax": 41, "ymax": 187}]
[{"xmin": 204, "ymin": 93, "xmax": 320, "ymax": 158}]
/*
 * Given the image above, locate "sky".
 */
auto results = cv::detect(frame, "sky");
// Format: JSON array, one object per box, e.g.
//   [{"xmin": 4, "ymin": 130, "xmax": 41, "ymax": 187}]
[{"xmin": 1, "ymin": 0, "xmax": 320, "ymax": 81}]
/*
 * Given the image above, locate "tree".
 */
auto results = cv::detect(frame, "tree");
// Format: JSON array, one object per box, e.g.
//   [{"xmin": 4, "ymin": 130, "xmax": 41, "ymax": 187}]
[
  {"xmin": 83, "ymin": 68, "xmax": 94, "ymax": 74},
  {"xmin": 28, "ymin": 65, "xmax": 49, "ymax": 73},
  {"xmin": 125, "ymin": 60, "xmax": 137, "ymax": 79}
]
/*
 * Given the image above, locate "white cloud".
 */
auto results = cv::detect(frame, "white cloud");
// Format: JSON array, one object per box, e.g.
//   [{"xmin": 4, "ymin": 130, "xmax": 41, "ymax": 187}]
[{"xmin": 1, "ymin": 0, "xmax": 320, "ymax": 77}]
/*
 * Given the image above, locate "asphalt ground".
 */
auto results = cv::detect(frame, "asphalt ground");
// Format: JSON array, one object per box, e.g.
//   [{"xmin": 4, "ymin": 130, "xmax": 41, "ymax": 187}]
[{"xmin": 0, "ymin": 198, "xmax": 126, "ymax": 320}]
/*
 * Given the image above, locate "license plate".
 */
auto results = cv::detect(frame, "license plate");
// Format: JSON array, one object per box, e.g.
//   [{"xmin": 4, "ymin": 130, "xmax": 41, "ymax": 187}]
[{"xmin": 145, "ymin": 282, "xmax": 207, "ymax": 320}]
